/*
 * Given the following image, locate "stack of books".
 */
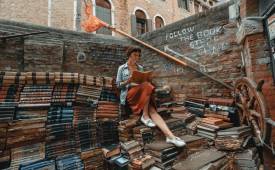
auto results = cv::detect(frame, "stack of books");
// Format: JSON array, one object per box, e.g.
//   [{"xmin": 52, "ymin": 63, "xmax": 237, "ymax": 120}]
[
  {"xmin": 96, "ymin": 101, "xmax": 120, "ymax": 120},
  {"xmin": 235, "ymin": 148, "xmax": 260, "ymax": 170},
  {"xmin": 118, "ymin": 117, "xmax": 138, "ymax": 142},
  {"xmin": 97, "ymin": 120, "xmax": 119, "ymax": 147},
  {"xmin": 0, "ymin": 150, "xmax": 10, "ymax": 169},
  {"xmin": 157, "ymin": 104, "xmax": 173, "ymax": 119},
  {"xmin": 9, "ymin": 142, "xmax": 45, "ymax": 170},
  {"xmin": 100, "ymin": 88, "xmax": 118, "ymax": 102},
  {"xmin": 173, "ymin": 148, "xmax": 227, "ymax": 170},
  {"xmin": 133, "ymin": 125, "xmax": 154, "ymax": 146},
  {"xmin": 215, "ymin": 126, "xmax": 252, "ymax": 151},
  {"xmin": 80, "ymin": 148, "xmax": 104, "ymax": 170},
  {"xmin": 56, "ymin": 154, "xmax": 84, "ymax": 170},
  {"xmin": 54, "ymin": 72, "xmax": 79, "ymax": 84},
  {"xmin": 184, "ymin": 97, "xmax": 206, "ymax": 117},
  {"xmin": 19, "ymin": 159, "xmax": 56, "ymax": 170},
  {"xmin": 197, "ymin": 117, "xmax": 233, "ymax": 140},
  {"xmin": 76, "ymin": 85, "xmax": 102, "ymax": 106},
  {"xmin": 155, "ymin": 87, "xmax": 173, "ymax": 106},
  {"xmin": 7, "ymin": 119, "xmax": 46, "ymax": 149},
  {"xmin": 185, "ymin": 117, "xmax": 201, "ymax": 135},
  {"xmin": 46, "ymin": 106, "xmax": 76, "ymax": 158},
  {"xmin": 176, "ymin": 135, "xmax": 208, "ymax": 160},
  {"xmin": 79, "ymin": 74, "xmax": 113, "ymax": 88},
  {"xmin": 121, "ymin": 140, "xmax": 143, "ymax": 160},
  {"xmin": 0, "ymin": 123, "xmax": 8, "ymax": 153},
  {"xmin": 74, "ymin": 106, "xmax": 96, "ymax": 123},
  {"xmin": 171, "ymin": 106, "xmax": 196, "ymax": 124},
  {"xmin": 18, "ymin": 85, "xmax": 53, "ymax": 108},
  {"xmin": 129, "ymin": 154, "xmax": 155, "ymax": 170},
  {"xmin": 0, "ymin": 123, "xmax": 9, "ymax": 169},
  {"xmin": 145, "ymin": 140, "xmax": 181, "ymax": 170},
  {"xmin": 0, "ymin": 72, "xmax": 24, "ymax": 122},
  {"xmin": 51, "ymin": 84, "xmax": 78, "ymax": 105},
  {"xmin": 74, "ymin": 120, "xmax": 98, "ymax": 152}
]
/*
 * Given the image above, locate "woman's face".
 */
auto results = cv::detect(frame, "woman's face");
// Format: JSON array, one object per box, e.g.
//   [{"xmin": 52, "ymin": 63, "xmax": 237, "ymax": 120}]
[{"xmin": 128, "ymin": 51, "xmax": 140, "ymax": 64}]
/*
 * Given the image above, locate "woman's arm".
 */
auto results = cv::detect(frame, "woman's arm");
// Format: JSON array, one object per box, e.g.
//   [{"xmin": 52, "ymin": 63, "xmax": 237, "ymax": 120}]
[{"xmin": 116, "ymin": 66, "xmax": 132, "ymax": 89}]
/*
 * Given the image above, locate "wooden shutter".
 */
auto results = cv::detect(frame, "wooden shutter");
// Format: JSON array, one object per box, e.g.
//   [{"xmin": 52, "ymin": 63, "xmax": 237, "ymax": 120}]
[{"xmin": 131, "ymin": 14, "xmax": 137, "ymax": 36}]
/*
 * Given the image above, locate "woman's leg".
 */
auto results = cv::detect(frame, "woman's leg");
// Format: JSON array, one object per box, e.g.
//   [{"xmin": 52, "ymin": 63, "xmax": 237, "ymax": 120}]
[
  {"xmin": 142, "ymin": 98, "xmax": 150, "ymax": 119},
  {"xmin": 148, "ymin": 104, "xmax": 175, "ymax": 138}
]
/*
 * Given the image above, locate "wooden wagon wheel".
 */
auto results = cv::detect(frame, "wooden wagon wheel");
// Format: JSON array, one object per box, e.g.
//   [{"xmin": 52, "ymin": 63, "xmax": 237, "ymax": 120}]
[{"xmin": 234, "ymin": 77, "xmax": 271, "ymax": 144}]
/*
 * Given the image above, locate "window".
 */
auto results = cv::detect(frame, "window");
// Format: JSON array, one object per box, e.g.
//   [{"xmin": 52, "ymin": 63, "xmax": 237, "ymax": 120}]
[
  {"xmin": 135, "ymin": 10, "xmax": 147, "ymax": 35},
  {"xmin": 178, "ymin": 0, "xmax": 189, "ymax": 10},
  {"xmin": 155, "ymin": 16, "xmax": 164, "ymax": 29},
  {"xmin": 96, "ymin": 0, "xmax": 112, "ymax": 35}
]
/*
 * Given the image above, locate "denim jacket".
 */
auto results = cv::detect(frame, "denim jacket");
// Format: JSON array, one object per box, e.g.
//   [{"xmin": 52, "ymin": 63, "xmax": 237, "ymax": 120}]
[{"xmin": 116, "ymin": 63, "xmax": 144, "ymax": 105}]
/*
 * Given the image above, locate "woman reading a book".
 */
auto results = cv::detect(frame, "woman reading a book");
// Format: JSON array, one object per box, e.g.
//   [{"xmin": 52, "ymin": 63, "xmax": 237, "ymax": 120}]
[{"xmin": 116, "ymin": 47, "xmax": 185, "ymax": 147}]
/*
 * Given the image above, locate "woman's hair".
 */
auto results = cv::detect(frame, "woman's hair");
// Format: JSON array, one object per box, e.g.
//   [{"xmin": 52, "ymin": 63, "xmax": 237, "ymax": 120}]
[{"xmin": 126, "ymin": 47, "xmax": 141, "ymax": 58}]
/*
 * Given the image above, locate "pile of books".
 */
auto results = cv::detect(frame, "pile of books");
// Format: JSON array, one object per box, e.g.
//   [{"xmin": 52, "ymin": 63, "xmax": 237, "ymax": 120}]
[
  {"xmin": 180, "ymin": 135, "xmax": 208, "ymax": 157},
  {"xmin": 18, "ymin": 85, "xmax": 53, "ymax": 108},
  {"xmin": 133, "ymin": 125, "xmax": 154, "ymax": 146},
  {"xmin": 46, "ymin": 106, "xmax": 76, "ymax": 158},
  {"xmin": 235, "ymin": 148, "xmax": 260, "ymax": 170},
  {"xmin": 0, "ymin": 122, "xmax": 9, "ymax": 169},
  {"xmin": 118, "ymin": 117, "xmax": 138, "ymax": 142},
  {"xmin": 145, "ymin": 140, "xmax": 181, "ymax": 170},
  {"xmin": 80, "ymin": 148, "xmax": 104, "ymax": 170},
  {"xmin": 56, "ymin": 154, "xmax": 84, "ymax": 170},
  {"xmin": 0, "ymin": 150, "xmax": 10, "ymax": 169},
  {"xmin": 129, "ymin": 154, "xmax": 155, "ymax": 170},
  {"xmin": 197, "ymin": 117, "xmax": 233, "ymax": 140},
  {"xmin": 157, "ymin": 103, "xmax": 173, "ymax": 119},
  {"xmin": 79, "ymin": 74, "xmax": 113, "ymax": 88},
  {"xmin": 74, "ymin": 106, "xmax": 96, "ymax": 123},
  {"xmin": 76, "ymin": 85, "xmax": 102, "ymax": 106},
  {"xmin": 173, "ymin": 148, "xmax": 227, "ymax": 170},
  {"xmin": 0, "ymin": 72, "xmax": 24, "ymax": 122},
  {"xmin": 185, "ymin": 117, "xmax": 201, "ymax": 135},
  {"xmin": 9, "ymin": 142, "xmax": 45, "ymax": 170},
  {"xmin": 7, "ymin": 119, "xmax": 46, "ymax": 149},
  {"xmin": 74, "ymin": 120, "xmax": 98, "ymax": 151},
  {"xmin": 215, "ymin": 126, "xmax": 252, "ymax": 151},
  {"xmin": 0, "ymin": 123, "xmax": 8, "ymax": 153},
  {"xmin": 99, "ymin": 88, "xmax": 118, "ymax": 103},
  {"xmin": 25, "ymin": 72, "xmax": 55, "ymax": 85},
  {"xmin": 171, "ymin": 107, "xmax": 196, "ymax": 124},
  {"xmin": 54, "ymin": 72, "xmax": 79, "ymax": 84},
  {"xmin": 96, "ymin": 101, "xmax": 120, "ymax": 120},
  {"xmin": 184, "ymin": 97, "xmax": 206, "ymax": 117},
  {"xmin": 155, "ymin": 87, "xmax": 173, "ymax": 106},
  {"xmin": 51, "ymin": 84, "xmax": 78, "ymax": 105},
  {"xmin": 19, "ymin": 159, "xmax": 56, "ymax": 170},
  {"xmin": 97, "ymin": 120, "xmax": 119, "ymax": 147},
  {"xmin": 121, "ymin": 140, "xmax": 143, "ymax": 160}
]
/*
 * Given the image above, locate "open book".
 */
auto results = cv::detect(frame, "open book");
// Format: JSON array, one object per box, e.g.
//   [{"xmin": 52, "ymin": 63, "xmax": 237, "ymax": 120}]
[{"xmin": 131, "ymin": 70, "xmax": 153, "ymax": 84}]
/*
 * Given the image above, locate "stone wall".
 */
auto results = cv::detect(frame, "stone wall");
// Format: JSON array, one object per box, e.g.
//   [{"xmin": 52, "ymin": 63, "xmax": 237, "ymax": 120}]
[{"xmin": 135, "ymin": 2, "xmax": 242, "ymax": 100}]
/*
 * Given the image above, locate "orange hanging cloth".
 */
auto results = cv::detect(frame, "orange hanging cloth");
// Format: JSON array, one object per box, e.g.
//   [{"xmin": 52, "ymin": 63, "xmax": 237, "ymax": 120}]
[{"xmin": 81, "ymin": 1, "xmax": 108, "ymax": 32}]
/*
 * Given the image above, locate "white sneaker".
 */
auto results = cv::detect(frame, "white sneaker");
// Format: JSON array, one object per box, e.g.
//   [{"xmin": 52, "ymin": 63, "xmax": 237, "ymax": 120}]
[
  {"xmin": 140, "ymin": 115, "xmax": 156, "ymax": 127},
  {"xmin": 166, "ymin": 136, "xmax": 186, "ymax": 147}
]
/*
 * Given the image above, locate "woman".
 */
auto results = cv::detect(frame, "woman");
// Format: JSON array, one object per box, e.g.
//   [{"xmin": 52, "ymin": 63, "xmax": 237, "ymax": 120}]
[{"xmin": 116, "ymin": 47, "xmax": 186, "ymax": 147}]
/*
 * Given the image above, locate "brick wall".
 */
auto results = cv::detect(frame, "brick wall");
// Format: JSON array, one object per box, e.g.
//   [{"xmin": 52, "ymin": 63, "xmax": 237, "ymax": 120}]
[
  {"xmin": 134, "ymin": 2, "xmax": 242, "ymax": 100},
  {"xmin": 0, "ymin": 0, "xmax": 193, "ymax": 34},
  {"xmin": 0, "ymin": 20, "xmax": 129, "ymax": 77},
  {"xmin": 238, "ymin": 0, "xmax": 275, "ymax": 167},
  {"xmin": 0, "ymin": 0, "xmax": 48, "ymax": 26}
]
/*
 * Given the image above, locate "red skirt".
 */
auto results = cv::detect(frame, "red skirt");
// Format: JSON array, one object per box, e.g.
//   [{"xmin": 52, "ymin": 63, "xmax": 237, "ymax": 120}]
[{"xmin": 126, "ymin": 82, "xmax": 156, "ymax": 115}]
